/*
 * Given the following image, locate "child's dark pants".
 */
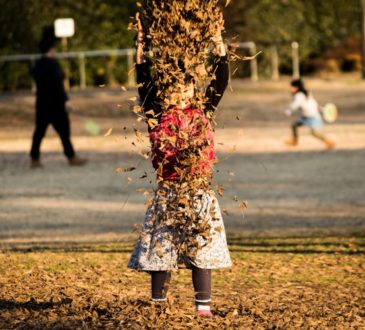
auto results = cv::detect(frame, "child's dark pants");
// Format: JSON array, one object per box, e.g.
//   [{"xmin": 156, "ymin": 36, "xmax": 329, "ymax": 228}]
[{"xmin": 150, "ymin": 266, "xmax": 211, "ymax": 306}]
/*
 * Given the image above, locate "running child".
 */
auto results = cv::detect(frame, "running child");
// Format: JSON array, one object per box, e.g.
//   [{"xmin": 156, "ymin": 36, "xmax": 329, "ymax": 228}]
[{"xmin": 285, "ymin": 79, "xmax": 335, "ymax": 149}]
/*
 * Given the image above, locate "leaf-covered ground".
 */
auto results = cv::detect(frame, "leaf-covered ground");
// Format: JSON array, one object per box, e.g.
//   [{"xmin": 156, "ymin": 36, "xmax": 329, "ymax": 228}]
[{"xmin": 0, "ymin": 237, "xmax": 364, "ymax": 329}]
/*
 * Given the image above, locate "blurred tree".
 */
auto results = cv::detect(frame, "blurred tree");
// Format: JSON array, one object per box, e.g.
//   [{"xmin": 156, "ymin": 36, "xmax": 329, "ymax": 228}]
[
  {"xmin": 361, "ymin": 0, "xmax": 365, "ymax": 78},
  {"xmin": 0, "ymin": 0, "xmax": 136, "ymax": 55},
  {"xmin": 223, "ymin": 0, "xmax": 361, "ymax": 76},
  {"xmin": 0, "ymin": 0, "xmax": 363, "ymax": 89},
  {"xmin": 1, "ymin": 0, "xmax": 359, "ymax": 57},
  {"xmin": 224, "ymin": 0, "xmax": 361, "ymax": 57},
  {"xmin": 0, "ymin": 0, "xmax": 136, "ymax": 89}
]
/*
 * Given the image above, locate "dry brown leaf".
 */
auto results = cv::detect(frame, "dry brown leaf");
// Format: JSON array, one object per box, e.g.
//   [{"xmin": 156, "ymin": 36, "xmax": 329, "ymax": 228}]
[
  {"xmin": 239, "ymin": 200, "xmax": 248, "ymax": 210},
  {"xmin": 115, "ymin": 166, "xmax": 137, "ymax": 173},
  {"xmin": 104, "ymin": 128, "xmax": 113, "ymax": 137}
]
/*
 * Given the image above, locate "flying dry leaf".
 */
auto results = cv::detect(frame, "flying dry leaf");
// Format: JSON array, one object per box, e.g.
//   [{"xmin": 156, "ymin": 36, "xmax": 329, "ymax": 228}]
[
  {"xmin": 147, "ymin": 118, "xmax": 158, "ymax": 129},
  {"xmin": 239, "ymin": 201, "xmax": 249, "ymax": 210},
  {"xmin": 133, "ymin": 106, "xmax": 142, "ymax": 114},
  {"xmin": 104, "ymin": 128, "xmax": 113, "ymax": 137},
  {"xmin": 115, "ymin": 166, "xmax": 137, "ymax": 173},
  {"xmin": 145, "ymin": 110, "xmax": 156, "ymax": 116},
  {"xmin": 140, "ymin": 172, "xmax": 148, "ymax": 179}
]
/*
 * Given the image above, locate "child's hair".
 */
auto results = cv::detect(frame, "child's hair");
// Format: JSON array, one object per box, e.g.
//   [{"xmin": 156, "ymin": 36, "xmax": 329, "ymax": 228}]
[{"xmin": 291, "ymin": 79, "xmax": 308, "ymax": 97}]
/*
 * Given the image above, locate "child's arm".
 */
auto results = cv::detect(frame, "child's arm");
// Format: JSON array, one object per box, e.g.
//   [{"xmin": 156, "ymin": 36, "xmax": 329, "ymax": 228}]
[
  {"xmin": 136, "ymin": 62, "xmax": 153, "ymax": 105},
  {"xmin": 204, "ymin": 56, "xmax": 229, "ymax": 114},
  {"xmin": 204, "ymin": 17, "xmax": 229, "ymax": 114},
  {"xmin": 135, "ymin": 13, "xmax": 160, "ymax": 121},
  {"xmin": 285, "ymin": 93, "xmax": 305, "ymax": 116},
  {"xmin": 135, "ymin": 13, "xmax": 152, "ymax": 101}
]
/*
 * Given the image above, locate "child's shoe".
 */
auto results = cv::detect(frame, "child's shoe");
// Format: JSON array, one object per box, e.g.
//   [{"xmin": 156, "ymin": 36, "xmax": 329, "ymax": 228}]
[
  {"xmin": 197, "ymin": 309, "xmax": 213, "ymax": 317},
  {"xmin": 285, "ymin": 138, "xmax": 298, "ymax": 146},
  {"xmin": 196, "ymin": 304, "xmax": 213, "ymax": 318},
  {"xmin": 324, "ymin": 139, "xmax": 336, "ymax": 150}
]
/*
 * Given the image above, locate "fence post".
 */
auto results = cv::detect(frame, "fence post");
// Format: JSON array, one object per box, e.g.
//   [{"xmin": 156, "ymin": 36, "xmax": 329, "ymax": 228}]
[
  {"xmin": 270, "ymin": 45, "xmax": 279, "ymax": 81},
  {"xmin": 291, "ymin": 41, "xmax": 300, "ymax": 79},
  {"xmin": 127, "ymin": 49, "xmax": 136, "ymax": 86},
  {"xmin": 78, "ymin": 52, "xmax": 86, "ymax": 90},
  {"xmin": 61, "ymin": 38, "xmax": 71, "ymax": 91},
  {"xmin": 249, "ymin": 42, "xmax": 258, "ymax": 81},
  {"xmin": 30, "ymin": 56, "xmax": 36, "ymax": 92}
]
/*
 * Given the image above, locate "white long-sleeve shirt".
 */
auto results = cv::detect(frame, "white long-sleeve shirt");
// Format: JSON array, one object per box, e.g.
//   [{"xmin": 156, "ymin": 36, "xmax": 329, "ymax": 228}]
[{"xmin": 287, "ymin": 92, "xmax": 321, "ymax": 118}]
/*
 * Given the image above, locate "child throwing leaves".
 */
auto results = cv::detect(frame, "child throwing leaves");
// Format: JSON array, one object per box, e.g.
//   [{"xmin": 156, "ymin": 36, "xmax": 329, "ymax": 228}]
[
  {"xmin": 285, "ymin": 79, "xmax": 335, "ymax": 149},
  {"xmin": 128, "ymin": 7, "xmax": 231, "ymax": 318}
]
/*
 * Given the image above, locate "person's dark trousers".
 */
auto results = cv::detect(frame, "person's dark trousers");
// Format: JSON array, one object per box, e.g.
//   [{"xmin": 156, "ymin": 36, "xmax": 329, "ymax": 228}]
[{"xmin": 30, "ymin": 103, "xmax": 75, "ymax": 160}]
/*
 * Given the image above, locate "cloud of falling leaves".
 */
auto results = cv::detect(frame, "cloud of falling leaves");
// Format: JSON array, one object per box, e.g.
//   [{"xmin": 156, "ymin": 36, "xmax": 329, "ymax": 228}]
[
  {"xmin": 126, "ymin": 0, "xmax": 246, "ymax": 263},
  {"xmin": 137, "ymin": 0, "xmax": 226, "ymax": 112}
]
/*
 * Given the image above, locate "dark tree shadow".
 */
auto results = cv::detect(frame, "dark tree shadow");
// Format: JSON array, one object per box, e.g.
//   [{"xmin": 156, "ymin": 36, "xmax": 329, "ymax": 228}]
[
  {"xmin": 0, "ymin": 298, "xmax": 72, "ymax": 311},
  {"xmin": 1, "ymin": 239, "xmax": 364, "ymax": 255}
]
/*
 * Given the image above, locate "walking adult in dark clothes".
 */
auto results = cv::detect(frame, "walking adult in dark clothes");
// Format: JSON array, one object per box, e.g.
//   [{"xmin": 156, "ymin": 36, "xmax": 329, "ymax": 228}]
[{"xmin": 30, "ymin": 27, "xmax": 87, "ymax": 168}]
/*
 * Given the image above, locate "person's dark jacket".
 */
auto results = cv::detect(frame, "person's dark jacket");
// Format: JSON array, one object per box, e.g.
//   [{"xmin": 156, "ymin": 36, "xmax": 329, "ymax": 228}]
[
  {"xmin": 32, "ymin": 57, "xmax": 68, "ymax": 108},
  {"xmin": 136, "ymin": 55, "xmax": 229, "ymax": 122}
]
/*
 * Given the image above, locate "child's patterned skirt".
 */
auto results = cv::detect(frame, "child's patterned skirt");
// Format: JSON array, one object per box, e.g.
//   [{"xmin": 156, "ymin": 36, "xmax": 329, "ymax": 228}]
[{"xmin": 128, "ymin": 187, "xmax": 232, "ymax": 271}]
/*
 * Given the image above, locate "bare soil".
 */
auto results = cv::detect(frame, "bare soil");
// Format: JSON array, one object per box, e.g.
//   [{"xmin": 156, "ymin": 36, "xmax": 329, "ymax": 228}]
[{"xmin": 1, "ymin": 78, "xmax": 364, "ymax": 243}]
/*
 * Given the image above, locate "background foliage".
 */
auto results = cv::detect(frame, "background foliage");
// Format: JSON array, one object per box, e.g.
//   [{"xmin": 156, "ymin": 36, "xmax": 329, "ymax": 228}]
[{"xmin": 0, "ymin": 0, "xmax": 362, "ymax": 90}]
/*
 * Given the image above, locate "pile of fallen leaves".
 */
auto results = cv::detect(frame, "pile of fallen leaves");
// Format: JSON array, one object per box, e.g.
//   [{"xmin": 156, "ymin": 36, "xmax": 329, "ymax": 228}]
[
  {"xmin": 128, "ymin": 0, "xmax": 233, "ymax": 262},
  {"xmin": 0, "ymin": 239, "xmax": 364, "ymax": 329}
]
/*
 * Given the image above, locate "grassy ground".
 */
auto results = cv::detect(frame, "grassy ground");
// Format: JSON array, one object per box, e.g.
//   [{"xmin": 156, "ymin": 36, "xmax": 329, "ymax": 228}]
[{"xmin": 0, "ymin": 238, "xmax": 364, "ymax": 329}]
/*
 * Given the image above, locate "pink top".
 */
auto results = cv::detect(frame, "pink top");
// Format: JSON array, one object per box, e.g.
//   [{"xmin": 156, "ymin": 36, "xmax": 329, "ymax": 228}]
[{"xmin": 150, "ymin": 106, "xmax": 216, "ymax": 181}]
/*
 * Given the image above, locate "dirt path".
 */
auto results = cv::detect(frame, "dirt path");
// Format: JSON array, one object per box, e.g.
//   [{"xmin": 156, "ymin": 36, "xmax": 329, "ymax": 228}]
[{"xmin": 1, "ymin": 79, "xmax": 365, "ymax": 243}]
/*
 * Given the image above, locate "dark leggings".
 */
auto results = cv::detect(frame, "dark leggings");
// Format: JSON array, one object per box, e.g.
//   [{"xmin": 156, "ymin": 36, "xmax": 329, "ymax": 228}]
[
  {"xmin": 150, "ymin": 267, "xmax": 211, "ymax": 305},
  {"xmin": 291, "ymin": 121, "xmax": 302, "ymax": 142},
  {"xmin": 292, "ymin": 122, "xmax": 326, "ymax": 143}
]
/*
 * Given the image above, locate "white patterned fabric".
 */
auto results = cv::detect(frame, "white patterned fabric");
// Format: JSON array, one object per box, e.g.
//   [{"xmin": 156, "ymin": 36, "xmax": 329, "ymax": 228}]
[{"xmin": 128, "ymin": 188, "xmax": 232, "ymax": 271}]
